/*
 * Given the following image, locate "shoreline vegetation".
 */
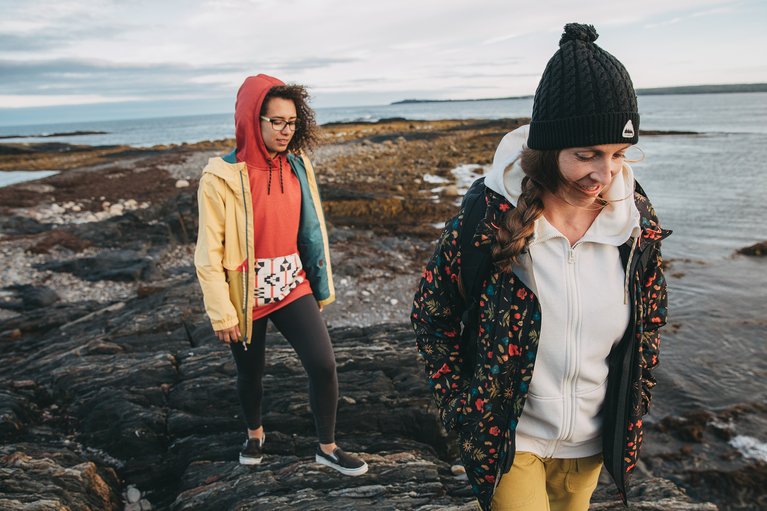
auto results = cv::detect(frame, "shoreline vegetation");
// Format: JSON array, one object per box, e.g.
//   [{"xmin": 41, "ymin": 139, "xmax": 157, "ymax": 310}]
[
  {"xmin": 0, "ymin": 117, "xmax": 699, "ymax": 172},
  {"xmin": 1, "ymin": 118, "xmax": 763, "ymax": 510},
  {"xmin": 391, "ymin": 82, "xmax": 767, "ymax": 104}
]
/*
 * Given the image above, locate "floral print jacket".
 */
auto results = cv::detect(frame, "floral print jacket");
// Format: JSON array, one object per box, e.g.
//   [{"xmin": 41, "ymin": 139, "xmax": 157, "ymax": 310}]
[{"xmin": 411, "ymin": 181, "xmax": 669, "ymax": 510}]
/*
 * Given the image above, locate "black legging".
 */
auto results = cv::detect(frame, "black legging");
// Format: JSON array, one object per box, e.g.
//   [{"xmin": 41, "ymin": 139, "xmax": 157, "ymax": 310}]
[{"xmin": 229, "ymin": 294, "xmax": 338, "ymax": 444}]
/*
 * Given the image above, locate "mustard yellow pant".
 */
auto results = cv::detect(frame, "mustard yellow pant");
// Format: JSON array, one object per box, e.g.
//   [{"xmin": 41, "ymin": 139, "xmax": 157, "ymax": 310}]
[{"xmin": 490, "ymin": 452, "xmax": 603, "ymax": 511}]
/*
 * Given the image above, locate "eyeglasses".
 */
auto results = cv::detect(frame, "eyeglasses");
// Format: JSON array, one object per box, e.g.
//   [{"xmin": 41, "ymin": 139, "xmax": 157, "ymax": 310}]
[{"xmin": 260, "ymin": 116, "xmax": 298, "ymax": 132}]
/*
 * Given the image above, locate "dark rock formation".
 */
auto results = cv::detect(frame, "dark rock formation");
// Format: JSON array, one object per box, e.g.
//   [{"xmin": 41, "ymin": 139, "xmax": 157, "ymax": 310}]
[
  {"xmin": 0, "ymin": 278, "xmax": 478, "ymax": 509},
  {"xmin": 35, "ymin": 250, "xmax": 157, "ymax": 282},
  {"xmin": 642, "ymin": 403, "xmax": 767, "ymax": 510},
  {"xmin": 0, "ymin": 276, "xmax": 723, "ymax": 510},
  {"xmin": 0, "ymin": 285, "xmax": 60, "ymax": 311},
  {"xmin": 737, "ymin": 241, "xmax": 767, "ymax": 256}
]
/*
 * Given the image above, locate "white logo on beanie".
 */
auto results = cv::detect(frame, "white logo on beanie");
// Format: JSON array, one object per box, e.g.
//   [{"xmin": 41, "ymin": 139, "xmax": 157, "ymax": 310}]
[{"xmin": 622, "ymin": 120, "xmax": 635, "ymax": 138}]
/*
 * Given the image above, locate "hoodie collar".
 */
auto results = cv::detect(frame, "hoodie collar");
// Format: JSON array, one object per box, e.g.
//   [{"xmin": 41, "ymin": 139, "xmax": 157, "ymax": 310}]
[
  {"xmin": 484, "ymin": 125, "xmax": 640, "ymax": 247},
  {"xmin": 484, "ymin": 125, "xmax": 529, "ymax": 208},
  {"xmin": 235, "ymin": 74, "xmax": 286, "ymax": 172}
]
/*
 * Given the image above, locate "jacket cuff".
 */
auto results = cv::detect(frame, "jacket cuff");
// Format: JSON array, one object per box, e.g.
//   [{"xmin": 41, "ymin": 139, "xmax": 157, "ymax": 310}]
[
  {"xmin": 317, "ymin": 294, "xmax": 336, "ymax": 307},
  {"xmin": 210, "ymin": 316, "xmax": 239, "ymax": 331}
]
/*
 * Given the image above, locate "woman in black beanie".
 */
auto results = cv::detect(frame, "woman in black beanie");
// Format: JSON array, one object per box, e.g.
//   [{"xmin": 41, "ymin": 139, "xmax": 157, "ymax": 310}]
[{"xmin": 412, "ymin": 23, "xmax": 669, "ymax": 510}]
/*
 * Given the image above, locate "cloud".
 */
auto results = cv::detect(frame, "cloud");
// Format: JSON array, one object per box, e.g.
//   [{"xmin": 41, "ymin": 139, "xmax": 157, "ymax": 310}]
[
  {"xmin": 644, "ymin": 17, "xmax": 684, "ymax": 29},
  {"xmin": 0, "ymin": 94, "xmax": 141, "ymax": 108},
  {"xmin": 1, "ymin": 0, "xmax": 764, "ymax": 118},
  {"xmin": 0, "ymin": 1, "xmax": 138, "ymax": 53},
  {"xmin": 0, "ymin": 33, "xmax": 65, "ymax": 52},
  {"xmin": 482, "ymin": 33, "xmax": 524, "ymax": 45},
  {"xmin": 0, "ymin": 56, "xmax": 358, "ymax": 107},
  {"xmin": 692, "ymin": 6, "xmax": 735, "ymax": 17}
]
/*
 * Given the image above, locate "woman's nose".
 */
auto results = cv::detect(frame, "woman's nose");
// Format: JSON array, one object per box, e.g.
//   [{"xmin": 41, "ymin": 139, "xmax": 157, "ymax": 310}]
[{"xmin": 592, "ymin": 158, "xmax": 615, "ymax": 184}]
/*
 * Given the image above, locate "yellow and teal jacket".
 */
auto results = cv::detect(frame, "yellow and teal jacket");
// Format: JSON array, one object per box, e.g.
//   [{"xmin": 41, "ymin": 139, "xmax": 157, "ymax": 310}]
[{"xmin": 194, "ymin": 151, "xmax": 334, "ymax": 344}]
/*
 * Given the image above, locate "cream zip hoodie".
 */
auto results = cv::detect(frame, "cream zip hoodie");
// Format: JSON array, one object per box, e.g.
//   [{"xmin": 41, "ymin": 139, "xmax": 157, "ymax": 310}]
[{"xmin": 485, "ymin": 126, "xmax": 641, "ymax": 458}]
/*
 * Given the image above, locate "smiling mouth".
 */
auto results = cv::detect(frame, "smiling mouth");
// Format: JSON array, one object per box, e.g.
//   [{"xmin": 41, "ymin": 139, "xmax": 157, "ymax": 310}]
[{"xmin": 577, "ymin": 183, "xmax": 601, "ymax": 194}]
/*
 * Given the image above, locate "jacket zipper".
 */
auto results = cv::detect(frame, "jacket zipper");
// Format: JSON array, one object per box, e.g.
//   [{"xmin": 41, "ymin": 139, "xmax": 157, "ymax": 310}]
[
  {"xmin": 238, "ymin": 170, "xmax": 250, "ymax": 349},
  {"xmin": 605, "ymin": 234, "xmax": 666, "ymax": 502},
  {"xmin": 562, "ymin": 244, "xmax": 582, "ymax": 446}
]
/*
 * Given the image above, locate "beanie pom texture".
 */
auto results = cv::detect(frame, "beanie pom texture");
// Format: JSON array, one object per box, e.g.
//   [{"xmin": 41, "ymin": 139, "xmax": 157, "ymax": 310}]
[{"xmin": 560, "ymin": 23, "xmax": 598, "ymax": 46}]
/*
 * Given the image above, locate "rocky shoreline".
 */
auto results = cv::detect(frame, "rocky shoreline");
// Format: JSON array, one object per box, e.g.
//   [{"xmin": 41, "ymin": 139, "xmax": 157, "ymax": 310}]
[{"xmin": 0, "ymin": 119, "xmax": 759, "ymax": 510}]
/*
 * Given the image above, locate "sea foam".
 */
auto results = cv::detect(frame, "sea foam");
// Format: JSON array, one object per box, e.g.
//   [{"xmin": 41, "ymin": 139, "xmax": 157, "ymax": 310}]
[{"xmin": 729, "ymin": 435, "xmax": 767, "ymax": 462}]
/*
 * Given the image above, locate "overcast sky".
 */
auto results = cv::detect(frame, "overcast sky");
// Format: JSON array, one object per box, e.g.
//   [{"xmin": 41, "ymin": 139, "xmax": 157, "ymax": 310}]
[{"xmin": 1, "ymin": 0, "xmax": 766, "ymax": 125}]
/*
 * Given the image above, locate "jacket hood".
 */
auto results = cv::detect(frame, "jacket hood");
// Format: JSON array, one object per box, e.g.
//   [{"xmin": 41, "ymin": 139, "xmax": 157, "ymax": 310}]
[
  {"xmin": 485, "ymin": 125, "xmax": 640, "ymax": 246},
  {"xmin": 201, "ymin": 156, "xmax": 246, "ymax": 189},
  {"xmin": 235, "ymin": 74, "xmax": 285, "ymax": 171}
]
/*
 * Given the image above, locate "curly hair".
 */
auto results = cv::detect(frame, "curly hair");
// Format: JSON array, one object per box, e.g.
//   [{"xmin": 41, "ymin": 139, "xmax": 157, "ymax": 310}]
[
  {"xmin": 492, "ymin": 147, "xmax": 561, "ymax": 271},
  {"xmin": 260, "ymin": 84, "xmax": 319, "ymax": 154}
]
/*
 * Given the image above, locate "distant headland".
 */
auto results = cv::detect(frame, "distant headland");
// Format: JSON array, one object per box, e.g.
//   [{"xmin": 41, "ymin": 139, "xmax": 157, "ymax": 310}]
[
  {"xmin": 391, "ymin": 83, "xmax": 767, "ymax": 105},
  {"xmin": 0, "ymin": 130, "xmax": 108, "ymax": 140}
]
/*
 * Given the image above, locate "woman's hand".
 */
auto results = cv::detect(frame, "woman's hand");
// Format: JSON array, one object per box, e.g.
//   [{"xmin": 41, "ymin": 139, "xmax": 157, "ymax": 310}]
[{"xmin": 215, "ymin": 325, "xmax": 241, "ymax": 344}]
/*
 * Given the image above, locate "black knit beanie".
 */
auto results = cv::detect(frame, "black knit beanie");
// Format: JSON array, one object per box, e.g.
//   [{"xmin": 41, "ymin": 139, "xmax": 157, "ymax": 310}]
[{"xmin": 527, "ymin": 23, "xmax": 639, "ymax": 150}]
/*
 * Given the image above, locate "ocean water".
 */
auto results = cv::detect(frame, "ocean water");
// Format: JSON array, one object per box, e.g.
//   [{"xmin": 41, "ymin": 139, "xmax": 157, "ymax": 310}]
[
  {"xmin": 2, "ymin": 92, "xmax": 766, "ymax": 420},
  {"xmin": 0, "ymin": 170, "xmax": 59, "ymax": 188}
]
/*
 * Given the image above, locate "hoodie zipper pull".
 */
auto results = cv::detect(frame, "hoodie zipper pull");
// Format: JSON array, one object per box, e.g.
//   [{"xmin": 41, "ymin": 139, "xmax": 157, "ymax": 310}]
[{"xmin": 624, "ymin": 236, "xmax": 638, "ymax": 304}]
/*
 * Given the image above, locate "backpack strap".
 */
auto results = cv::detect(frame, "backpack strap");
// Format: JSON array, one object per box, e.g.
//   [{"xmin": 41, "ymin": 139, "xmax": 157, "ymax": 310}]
[
  {"xmin": 457, "ymin": 177, "xmax": 493, "ymax": 373},
  {"xmin": 458, "ymin": 177, "xmax": 492, "ymax": 306}
]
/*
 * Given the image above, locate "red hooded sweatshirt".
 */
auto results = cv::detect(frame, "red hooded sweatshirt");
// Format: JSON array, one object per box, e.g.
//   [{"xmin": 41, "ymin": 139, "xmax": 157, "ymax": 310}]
[{"xmin": 234, "ymin": 74, "xmax": 312, "ymax": 319}]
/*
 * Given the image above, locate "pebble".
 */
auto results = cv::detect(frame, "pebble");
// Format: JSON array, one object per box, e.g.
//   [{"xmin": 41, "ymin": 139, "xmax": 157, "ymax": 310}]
[
  {"xmin": 175, "ymin": 179, "xmax": 190, "ymax": 188},
  {"xmin": 442, "ymin": 185, "xmax": 459, "ymax": 197},
  {"xmin": 450, "ymin": 464, "xmax": 466, "ymax": 476},
  {"xmin": 389, "ymin": 298, "xmax": 399, "ymax": 306},
  {"xmin": 126, "ymin": 484, "xmax": 141, "ymax": 503},
  {"xmin": 18, "ymin": 183, "xmax": 55, "ymax": 193}
]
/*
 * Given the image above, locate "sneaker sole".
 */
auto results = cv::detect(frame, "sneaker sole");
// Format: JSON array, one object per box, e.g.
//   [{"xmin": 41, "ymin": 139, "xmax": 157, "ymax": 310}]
[
  {"xmin": 239, "ymin": 454, "xmax": 263, "ymax": 465},
  {"xmin": 315, "ymin": 454, "xmax": 368, "ymax": 476}
]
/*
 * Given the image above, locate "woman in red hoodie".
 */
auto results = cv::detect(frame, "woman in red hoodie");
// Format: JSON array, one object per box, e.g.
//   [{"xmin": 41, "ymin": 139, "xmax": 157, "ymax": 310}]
[{"xmin": 195, "ymin": 74, "xmax": 367, "ymax": 476}]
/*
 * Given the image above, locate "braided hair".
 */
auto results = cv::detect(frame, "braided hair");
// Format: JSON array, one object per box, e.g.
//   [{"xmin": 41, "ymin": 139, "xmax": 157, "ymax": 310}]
[{"xmin": 492, "ymin": 148, "xmax": 560, "ymax": 271}]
